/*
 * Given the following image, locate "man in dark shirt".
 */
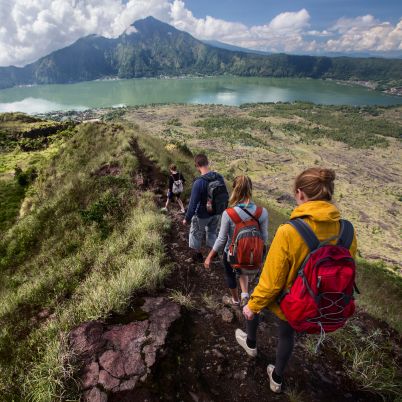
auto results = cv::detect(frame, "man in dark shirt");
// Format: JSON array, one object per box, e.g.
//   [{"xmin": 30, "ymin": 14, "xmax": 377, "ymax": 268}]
[{"xmin": 182, "ymin": 154, "xmax": 226, "ymax": 262}]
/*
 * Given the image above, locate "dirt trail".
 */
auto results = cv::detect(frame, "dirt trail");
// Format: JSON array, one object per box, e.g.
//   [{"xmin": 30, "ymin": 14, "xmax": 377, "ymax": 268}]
[{"xmin": 125, "ymin": 138, "xmax": 383, "ymax": 402}]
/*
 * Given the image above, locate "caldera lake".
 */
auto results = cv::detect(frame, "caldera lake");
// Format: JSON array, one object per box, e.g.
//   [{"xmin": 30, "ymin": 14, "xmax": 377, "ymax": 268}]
[{"xmin": 0, "ymin": 76, "xmax": 401, "ymax": 114}]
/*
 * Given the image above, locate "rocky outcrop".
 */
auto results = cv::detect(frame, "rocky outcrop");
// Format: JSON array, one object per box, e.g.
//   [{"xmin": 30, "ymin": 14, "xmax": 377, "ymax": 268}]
[{"xmin": 69, "ymin": 297, "xmax": 181, "ymax": 401}]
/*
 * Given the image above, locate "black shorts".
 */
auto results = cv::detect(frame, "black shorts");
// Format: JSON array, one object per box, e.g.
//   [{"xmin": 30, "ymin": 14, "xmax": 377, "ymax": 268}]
[{"xmin": 168, "ymin": 191, "xmax": 182, "ymax": 200}]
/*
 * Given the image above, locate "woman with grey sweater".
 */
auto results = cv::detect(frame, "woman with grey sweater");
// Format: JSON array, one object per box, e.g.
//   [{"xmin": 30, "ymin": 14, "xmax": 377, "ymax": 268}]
[{"xmin": 204, "ymin": 175, "xmax": 268, "ymax": 307}]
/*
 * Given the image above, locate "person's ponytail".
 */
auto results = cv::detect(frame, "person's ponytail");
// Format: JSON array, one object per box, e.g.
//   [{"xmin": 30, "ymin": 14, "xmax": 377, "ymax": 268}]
[{"xmin": 229, "ymin": 176, "xmax": 253, "ymax": 207}]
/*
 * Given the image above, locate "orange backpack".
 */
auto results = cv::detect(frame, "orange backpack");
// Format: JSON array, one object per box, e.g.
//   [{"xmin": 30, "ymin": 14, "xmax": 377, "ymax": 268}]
[{"xmin": 226, "ymin": 207, "xmax": 265, "ymax": 273}]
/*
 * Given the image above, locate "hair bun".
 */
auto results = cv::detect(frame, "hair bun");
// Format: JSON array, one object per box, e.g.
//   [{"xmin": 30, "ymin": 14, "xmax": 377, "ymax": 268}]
[{"xmin": 319, "ymin": 169, "xmax": 336, "ymax": 183}]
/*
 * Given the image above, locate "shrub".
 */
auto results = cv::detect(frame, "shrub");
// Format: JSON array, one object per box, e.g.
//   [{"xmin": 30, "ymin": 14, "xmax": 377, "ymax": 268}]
[{"xmin": 14, "ymin": 166, "xmax": 38, "ymax": 187}]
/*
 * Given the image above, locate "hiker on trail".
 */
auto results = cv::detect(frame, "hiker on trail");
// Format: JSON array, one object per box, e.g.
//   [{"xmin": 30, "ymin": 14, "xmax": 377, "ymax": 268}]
[
  {"xmin": 236, "ymin": 168, "xmax": 358, "ymax": 394},
  {"xmin": 204, "ymin": 175, "xmax": 268, "ymax": 307},
  {"xmin": 182, "ymin": 154, "xmax": 229, "ymax": 263},
  {"xmin": 161, "ymin": 164, "xmax": 186, "ymax": 214}
]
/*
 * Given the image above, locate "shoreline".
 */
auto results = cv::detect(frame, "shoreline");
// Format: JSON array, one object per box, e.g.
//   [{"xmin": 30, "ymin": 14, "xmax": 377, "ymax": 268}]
[{"xmin": 2, "ymin": 74, "xmax": 401, "ymax": 97}]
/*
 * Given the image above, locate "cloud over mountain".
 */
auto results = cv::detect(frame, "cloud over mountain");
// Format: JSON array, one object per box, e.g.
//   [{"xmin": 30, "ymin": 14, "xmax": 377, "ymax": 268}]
[{"xmin": 0, "ymin": 0, "xmax": 401, "ymax": 67}]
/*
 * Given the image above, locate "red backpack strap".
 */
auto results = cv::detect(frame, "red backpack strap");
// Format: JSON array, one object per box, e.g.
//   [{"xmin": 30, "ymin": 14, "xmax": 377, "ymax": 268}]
[
  {"xmin": 226, "ymin": 207, "xmax": 242, "ymax": 224},
  {"xmin": 254, "ymin": 206, "xmax": 263, "ymax": 219}
]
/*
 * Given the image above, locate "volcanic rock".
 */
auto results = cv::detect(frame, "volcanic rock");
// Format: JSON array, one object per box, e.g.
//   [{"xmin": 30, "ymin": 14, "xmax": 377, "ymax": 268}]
[{"xmin": 69, "ymin": 297, "xmax": 180, "ymax": 401}]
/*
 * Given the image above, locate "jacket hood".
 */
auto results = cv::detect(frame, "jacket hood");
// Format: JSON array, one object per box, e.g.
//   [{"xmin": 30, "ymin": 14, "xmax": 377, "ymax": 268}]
[
  {"xmin": 199, "ymin": 171, "xmax": 222, "ymax": 181},
  {"xmin": 290, "ymin": 201, "xmax": 340, "ymax": 222}
]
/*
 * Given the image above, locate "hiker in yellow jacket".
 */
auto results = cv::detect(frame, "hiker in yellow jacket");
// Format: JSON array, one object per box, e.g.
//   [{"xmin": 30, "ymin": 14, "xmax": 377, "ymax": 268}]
[{"xmin": 235, "ymin": 167, "xmax": 357, "ymax": 393}]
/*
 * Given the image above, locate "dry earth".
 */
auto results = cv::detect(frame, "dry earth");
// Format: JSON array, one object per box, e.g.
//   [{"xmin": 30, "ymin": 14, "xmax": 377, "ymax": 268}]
[{"xmin": 123, "ymin": 104, "xmax": 402, "ymax": 268}]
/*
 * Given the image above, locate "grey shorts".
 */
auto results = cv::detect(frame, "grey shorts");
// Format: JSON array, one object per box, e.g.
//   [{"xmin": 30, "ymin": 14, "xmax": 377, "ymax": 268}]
[{"xmin": 189, "ymin": 215, "xmax": 220, "ymax": 250}]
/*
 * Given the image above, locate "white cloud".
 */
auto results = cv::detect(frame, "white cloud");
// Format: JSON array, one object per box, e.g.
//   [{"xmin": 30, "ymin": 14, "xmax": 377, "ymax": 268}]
[
  {"xmin": 268, "ymin": 9, "xmax": 310, "ymax": 32},
  {"xmin": 0, "ymin": 0, "xmax": 171, "ymax": 66},
  {"xmin": 169, "ymin": 1, "xmax": 312, "ymax": 53},
  {"xmin": 169, "ymin": 0, "xmax": 247, "ymax": 40},
  {"xmin": 326, "ymin": 15, "xmax": 402, "ymax": 52},
  {"xmin": 0, "ymin": 1, "xmax": 401, "ymax": 67},
  {"xmin": 307, "ymin": 30, "xmax": 331, "ymax": 37}
]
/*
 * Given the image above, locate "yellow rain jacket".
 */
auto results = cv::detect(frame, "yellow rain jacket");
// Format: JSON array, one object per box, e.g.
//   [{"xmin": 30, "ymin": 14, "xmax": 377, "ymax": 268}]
[{"xmin": 248, "ymin": 201, "xmax": 357, "ymax": 320}]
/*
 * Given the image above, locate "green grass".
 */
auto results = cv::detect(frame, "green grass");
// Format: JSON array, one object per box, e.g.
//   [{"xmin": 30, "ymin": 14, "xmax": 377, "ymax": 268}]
[
  {"xmin": 0, "ymin": 178, "xmax": 25, "ymax": 232},
  {"xmin": 0, "ymin": 112, "xmax": 69, "ymax": 153},
  {"xmin": 21, "ymin": 199, "xmax": 169, "ymax": 401},
  {"xmin": 169, "ymin": 290, "xmax": 196, "ymax": 310},
  {"xmin": 247, "ymin": 103, "xmax": 402, "ymax": 148},
  {"xmin": 328, "ymin": 320, "xmax": 401, "ymax": 398},
  {"xmin": 136, "ymin": 125, "xmax": 197, "ymax": 199},
  {"xmin": 194, "ymin": 115, "xmax": 271, "ymax": 148},
  {"xmin": 355, "ymin": 259, "xmax": 402, "ymax": 333},
  {"xmin": 0, "ymin": 119, "xmax": 171, "ymax": 400}
]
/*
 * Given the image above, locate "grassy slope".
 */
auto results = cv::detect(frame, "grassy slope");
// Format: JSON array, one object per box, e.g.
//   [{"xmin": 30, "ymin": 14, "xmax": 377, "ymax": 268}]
[
  {"xmin": 0, "ymin": 113, "xmax": 72, "ymax": 233},
  {"xmin": 0, "ymin": 179, "xmax": 25, "ymax": 231},
  {"xmin": 0, "ymin": 119, "xmax": 196, "ymax": 400}
]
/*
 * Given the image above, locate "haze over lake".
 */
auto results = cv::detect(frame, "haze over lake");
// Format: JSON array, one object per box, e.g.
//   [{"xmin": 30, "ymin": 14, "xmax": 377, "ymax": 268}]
[{"xmin": 0, "ymin": 76, "xmax": 401, "ymax": 114}]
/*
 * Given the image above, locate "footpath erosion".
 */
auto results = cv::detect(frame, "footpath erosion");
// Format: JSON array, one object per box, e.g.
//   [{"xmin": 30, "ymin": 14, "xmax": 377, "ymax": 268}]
[{"xmin": 70, "ymin": 139, "xmax": 388, "ymax": 402}]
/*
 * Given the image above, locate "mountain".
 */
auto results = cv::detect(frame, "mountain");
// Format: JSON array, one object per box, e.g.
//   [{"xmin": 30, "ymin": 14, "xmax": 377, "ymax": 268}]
[
  {"xmin": 0, "ymin": 16, "xmax": 401, "ymax": 90},
  {"xmin": 202, "ymin": 40, "xmax": 271, "ymax": 55}
]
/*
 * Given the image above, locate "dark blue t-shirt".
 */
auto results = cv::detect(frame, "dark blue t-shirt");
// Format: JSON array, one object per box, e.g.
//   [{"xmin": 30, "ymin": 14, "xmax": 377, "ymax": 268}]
[{"xmin": 185, "ymin": 171, "xmax": 225, "ymax": 222}]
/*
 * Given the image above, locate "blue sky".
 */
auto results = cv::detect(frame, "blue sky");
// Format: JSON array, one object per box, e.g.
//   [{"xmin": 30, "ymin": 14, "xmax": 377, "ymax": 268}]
[
  {"xmin": 1, "ymin": 0, "xmax": 401, "ymax": 67},
  {"xmin": 185, "ymin": 0, "xmax": 402, "ymax": 28}
]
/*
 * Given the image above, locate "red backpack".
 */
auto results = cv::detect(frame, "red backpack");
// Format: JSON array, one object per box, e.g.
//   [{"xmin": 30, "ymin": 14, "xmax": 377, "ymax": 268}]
[
  {"xmin": 279, "ymin": 218, "xmax": 358, "ymax": 334},
  {"xmin": 226, "ymin": 207, "xmax": 265, "ymax": 274}
]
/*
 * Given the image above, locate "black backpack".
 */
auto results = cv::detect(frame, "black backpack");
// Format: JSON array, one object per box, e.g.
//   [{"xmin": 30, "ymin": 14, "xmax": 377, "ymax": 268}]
[{"xmin": 201, "ymin": 174, "xmax": 229, "ymax": 215}]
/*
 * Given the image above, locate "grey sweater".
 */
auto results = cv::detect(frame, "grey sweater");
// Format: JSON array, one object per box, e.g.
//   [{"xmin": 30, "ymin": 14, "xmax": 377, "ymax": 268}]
[{"xmin": 212, "ymin": 203, "xmax": 269, "ymax": 254}]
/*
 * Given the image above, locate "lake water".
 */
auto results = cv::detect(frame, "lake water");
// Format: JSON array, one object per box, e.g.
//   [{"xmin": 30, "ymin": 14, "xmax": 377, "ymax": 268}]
[{"xmin": 0, "ymin": 76, "xmax": 401, "ymax": 113}]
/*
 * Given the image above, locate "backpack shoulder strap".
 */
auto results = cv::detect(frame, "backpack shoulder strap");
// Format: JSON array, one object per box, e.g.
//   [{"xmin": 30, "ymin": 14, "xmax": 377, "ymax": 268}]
[
  {"xmin": 337, "ymin": 219, "xmax": 354, "ymax": 249},
  {"xmin": 226, "ymin": 207, "xmax": 242, "ymax": 224},
  {"xmin": 240, "ymin": 207, "xmax": 262, "ymax": 232},
  {"xmin": 288, "ymin": 218, "xmax": 320, "ymax": 251},
  {"xmin": 254, "ymin": 206, "xmax": 263, "ymax": 219},
  {"xmin": 240, "ymin": 207, "xmax": 263, "ymax": 228},
  {"xmin": 200, "ymin": 176, "xmax": 211, "ymax": 183}
]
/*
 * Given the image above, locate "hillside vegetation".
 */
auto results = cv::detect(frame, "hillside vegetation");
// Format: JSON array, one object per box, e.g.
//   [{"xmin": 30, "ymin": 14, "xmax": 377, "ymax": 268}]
[
  {"xmin": 0, "ymin": 116, "xmax": 194, "ymax": 400},
  {"xmin": 0, "ymin": 108, "xmax": 401, "ymax": 401},
  {"xmin": 123, "ymin": 102, "xmax": 402, "ymax": 269},
  {"xmin": 0, "ymin": 17, "xmax": 401, "ymax": 91}
]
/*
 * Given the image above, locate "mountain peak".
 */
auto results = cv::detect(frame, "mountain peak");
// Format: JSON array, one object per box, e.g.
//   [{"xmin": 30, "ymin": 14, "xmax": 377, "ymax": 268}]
[{"xmin": 131, "ymin": 16, "xmax": 181, "ymax": 35}]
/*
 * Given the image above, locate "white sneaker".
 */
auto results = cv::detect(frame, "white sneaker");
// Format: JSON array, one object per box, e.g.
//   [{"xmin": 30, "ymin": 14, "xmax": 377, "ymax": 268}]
[
  {"xmin": 235, "ymin": 329, "xmax": 257, "ymax": 357},
  {"xmin": 267, "ymin": 364, "xmax": 282, "ymax": 393},
  {"xmin": 222, "ymin": 295, "xmax": 240, "ymax": 306},
  {"xmin": 240, "ymin": 294, "xmax": 249, "ymax": 308},
  {"xmin": 160, "ymin": 207, "xmax": 168, "ymax": 212}
]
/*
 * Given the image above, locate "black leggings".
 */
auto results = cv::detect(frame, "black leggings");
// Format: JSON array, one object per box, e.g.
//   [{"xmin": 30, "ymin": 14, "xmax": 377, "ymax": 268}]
[
  {"xmin": 222, "ymin": 252, "xmax": 237, "ymax": 289},
  {"xmin": 246, "ymin": 316, "xmax": 295, "ymax": 377}
]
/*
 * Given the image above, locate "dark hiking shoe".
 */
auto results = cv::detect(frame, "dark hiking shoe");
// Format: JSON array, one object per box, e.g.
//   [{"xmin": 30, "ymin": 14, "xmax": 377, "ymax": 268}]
[
  {"xmin": 191, "ymin": 252, "xmax": 204, "ymax": 263},
  {"xmin": 267, "ymin": 364, "xmax": 282, "ymax": 393}
]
